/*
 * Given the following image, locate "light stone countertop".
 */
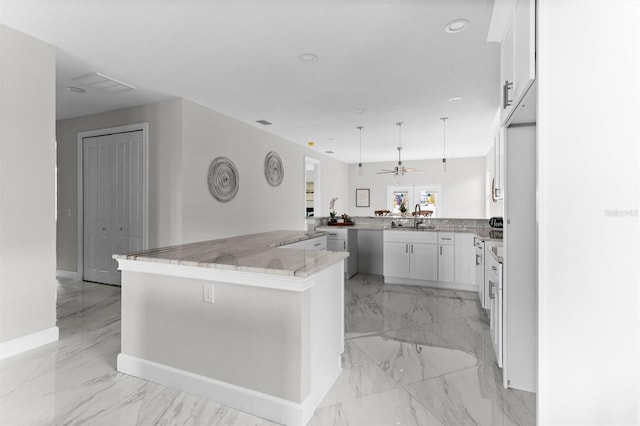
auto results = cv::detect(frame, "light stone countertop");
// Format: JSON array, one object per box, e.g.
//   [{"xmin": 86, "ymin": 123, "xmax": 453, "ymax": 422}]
[
  {"xmin": 113, "ymin": 230, "xmax": 348, "ymax": 278},
  {"xmin": 317, "ymin": 224, "xmax": 503, "ymax": 241}
]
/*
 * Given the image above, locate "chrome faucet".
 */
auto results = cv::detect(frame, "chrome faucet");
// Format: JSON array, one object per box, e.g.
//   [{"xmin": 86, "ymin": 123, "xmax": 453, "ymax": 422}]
[{"xmin": 414, "ymin": 204, "xmax": 423, "ymax": 228}]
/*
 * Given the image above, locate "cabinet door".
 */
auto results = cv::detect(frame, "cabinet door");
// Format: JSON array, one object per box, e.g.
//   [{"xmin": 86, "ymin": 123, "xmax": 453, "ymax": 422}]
[
  {"xmin": 500, "ymin": 24, "xmax": 515, "ymax": 120},
  {"xmin": 384, "ymin": 242, "xmax": 410, "ymax": 279},
  {"xmin": 438, "ymin": 244, "xmax": 455, "ymax": 283},
  {"xmin": 327, "ymin": 239, "xmax": 346, "ymax": 252},
  {"xmin": 513, "ymin": 0, "xmax": 535, "ymax": 102},
  {"xmin": 411, "ymin": 243, "xmax": 437, "ymax": 281},
  {"xmin": 454, "ymin": 233, "xmax": 476, "ymax": 285}
]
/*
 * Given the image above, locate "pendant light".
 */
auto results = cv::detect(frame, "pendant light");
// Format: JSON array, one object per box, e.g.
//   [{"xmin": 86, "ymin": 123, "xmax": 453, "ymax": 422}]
[
  {"xmin": 357, "ymin": 126, "xmax": 364, "ymax": 176},
  {"xmin": 441, "ymin": 117, "xmax": 448, "ymax": 172}
]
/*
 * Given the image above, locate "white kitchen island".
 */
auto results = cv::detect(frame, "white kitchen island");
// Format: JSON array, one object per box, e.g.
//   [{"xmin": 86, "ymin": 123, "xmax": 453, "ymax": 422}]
[{"xmin": 113, "ymin": 230, "xmax": 348, "ymax": 426}]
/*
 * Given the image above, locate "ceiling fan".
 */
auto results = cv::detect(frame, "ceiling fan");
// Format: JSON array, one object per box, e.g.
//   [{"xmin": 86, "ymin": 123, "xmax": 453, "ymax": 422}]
[{"xmin": 377, "ymin": 122, "xmax": 424, "ymax": 176}]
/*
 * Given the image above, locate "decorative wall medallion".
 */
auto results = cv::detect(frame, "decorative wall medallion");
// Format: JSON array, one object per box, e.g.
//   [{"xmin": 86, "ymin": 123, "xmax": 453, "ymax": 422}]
[
  {"xmin": 264, "ymin": 151, "xmax": 284, "ymax": 187},
  {"xmin": 207, "ymin": 157, "xmax": 239, "ymax": 202}
]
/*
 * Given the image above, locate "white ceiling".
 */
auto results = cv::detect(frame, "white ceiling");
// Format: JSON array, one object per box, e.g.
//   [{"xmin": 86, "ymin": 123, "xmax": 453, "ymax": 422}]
[{"xmin": 0, "ymin": 0, "xmax": 500, "ymax": 164}]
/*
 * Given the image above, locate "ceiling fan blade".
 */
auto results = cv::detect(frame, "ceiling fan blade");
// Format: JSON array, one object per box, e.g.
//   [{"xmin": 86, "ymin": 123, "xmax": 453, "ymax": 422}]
[
  {"xmin": 405, "ymin": 168, "xmax": 424, "ymax": 174},
  {"xmin": 376, "ymin": 170, "xmax": 397, "ymax": 174}
]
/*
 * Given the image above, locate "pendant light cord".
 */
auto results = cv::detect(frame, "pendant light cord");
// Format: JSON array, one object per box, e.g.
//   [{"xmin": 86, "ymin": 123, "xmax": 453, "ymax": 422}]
[
  {"xmin": 357, "ymin": 126, "xmax": 363, "ymax": 166},
  {"xmin": 441, "ymin": 117, "xmax": 447, "ymax": 158}
]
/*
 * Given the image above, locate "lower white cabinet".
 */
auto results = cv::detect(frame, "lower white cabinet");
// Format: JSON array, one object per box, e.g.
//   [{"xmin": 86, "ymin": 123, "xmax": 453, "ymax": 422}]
[
  {"xmin": 383, "ymin": 230, "xmax": 477, "ymax": 291},
  {"xmin": 280, "ymin": 235, "xmax": 327, "ymax": 250},
  {"xmin": 412, "ymin": 243, "xmax": 438, "ymax": 281},
  {"xmin": 437, "ymin": 233, "xmax": 454, "ymax": 283},
  {"xmin": 454, "ymin": 233, "xmax": 477, "ymax": 286},
  {"xmin": 487, "ymin": 251, "xmax": 504, "ymax": 368},
  {"xmin": 383, "ymin": 231, "xmax": 438, "ymax": 282},
  {"xmin": 319, "ymin": 227, "xmax": 359, "ymax": 278}
]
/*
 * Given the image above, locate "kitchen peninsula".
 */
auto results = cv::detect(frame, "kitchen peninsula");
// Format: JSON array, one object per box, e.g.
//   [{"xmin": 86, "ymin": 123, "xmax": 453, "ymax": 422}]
[{"xmin": 113, "ymin": 230, "xmax": 347, "ymax": 426}]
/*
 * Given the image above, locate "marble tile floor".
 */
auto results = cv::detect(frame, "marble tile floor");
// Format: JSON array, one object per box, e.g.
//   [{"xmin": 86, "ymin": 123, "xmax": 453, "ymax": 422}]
[{"xmin": 0, "ymin": 274, "xmax": 535, "ymax": 426}]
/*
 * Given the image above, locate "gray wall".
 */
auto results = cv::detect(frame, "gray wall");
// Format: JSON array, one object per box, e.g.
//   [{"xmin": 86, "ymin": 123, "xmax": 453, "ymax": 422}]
[
  {"xmin": 56, "ymin": 99, "xmax": 348, "ymax": 272},
  {"xmin": 0, "ymin": 25, "xmax": 57, "ymax": 343},
  {"xmin": 347, "ymin": 157, "xmax": 487, "ymax": 218},
  {"xmin": 56, "ymin": 99, "xmax": 183, "ymax": 271}
]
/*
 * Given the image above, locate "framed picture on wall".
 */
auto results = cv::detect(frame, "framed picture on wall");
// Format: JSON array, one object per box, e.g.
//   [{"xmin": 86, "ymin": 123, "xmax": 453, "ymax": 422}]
[{"xmin": 356, "ymin": 188, "xmax": 370, "ymax": 207}]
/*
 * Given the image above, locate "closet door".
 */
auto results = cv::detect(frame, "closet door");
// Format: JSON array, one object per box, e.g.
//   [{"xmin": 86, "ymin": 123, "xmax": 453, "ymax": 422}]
[{"xmin": 83, "ymin": 130, "xmax": 143, "ymax": 285}]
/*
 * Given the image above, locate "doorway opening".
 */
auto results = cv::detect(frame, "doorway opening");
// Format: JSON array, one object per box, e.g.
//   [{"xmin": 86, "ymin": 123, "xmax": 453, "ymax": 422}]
[{"xmin": 304, "ymin": 156, "xmax": 321, "ymax": 218}]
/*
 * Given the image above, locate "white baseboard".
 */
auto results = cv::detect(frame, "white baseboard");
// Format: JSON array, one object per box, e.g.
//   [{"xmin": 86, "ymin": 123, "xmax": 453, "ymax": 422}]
[
  {"xmin": 0, "ymin": 327, "xmax": 59, "ymax": 360},
  {"xmin": 384, "ymin": 276, "xmax": 478, "ymax": 292},
  {"xmin": 118, "ymin": 353, "xmax": 333, "ymax": 426},
  {"xmin": 56, "ymin": 270, "xmax": 80, "ymax": 280}
]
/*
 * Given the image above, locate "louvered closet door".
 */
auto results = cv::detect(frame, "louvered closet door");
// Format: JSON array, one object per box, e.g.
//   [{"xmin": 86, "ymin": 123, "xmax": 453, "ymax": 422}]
[{"xmin": 83, "ymin": 130, "xmax": 143, "ymax": 285}]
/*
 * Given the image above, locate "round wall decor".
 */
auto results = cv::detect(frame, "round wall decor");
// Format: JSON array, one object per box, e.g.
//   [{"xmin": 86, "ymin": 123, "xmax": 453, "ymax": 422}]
[
  {"xmin": 264, "ymin": 151, "xmax": 284, "ymax": 187},
  {"xmin": 207, "ymin": 157, "xmax": 239, "ymax": 202}
]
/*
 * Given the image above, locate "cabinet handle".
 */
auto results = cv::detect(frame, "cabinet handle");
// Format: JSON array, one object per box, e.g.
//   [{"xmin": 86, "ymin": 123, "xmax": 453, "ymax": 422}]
[
  {"xmin": 441, "ymin": 237, "xmax": 452, "ymax": 240},
  {"xmin": 343, "ymin": 241, "xmax": 346, "ymax": 250},
  {"xmin": 503, "ymin": 80, "xmax": 513, "ymax": 109},
  {"xmin": 102, "ymin": 227, "xmax": 106, "ymax": 231},
  {"xmin": 411, "ymin": 244, "xmax": 413, "ymax": 254},
  {"xmin": 476, "ymin": 254, "xmax": 481, "ymax": 265},
  {"xmin": 440, "ymin": 246, "xmax": 442, "ymax": 255},
  {"xmin": 491, "ymin": 266, "xmax": 497, "ymax": 271},
  {"xmin": 314, "ymin": 242, "xmax": 321, "ymax": 247},
  {"xmin": 489, "ymin": 280, "xmax": 496, "ymax": 299},
  {"xmin": 406, "ymin": 244, "xmax": 409, "ymax": 254}
]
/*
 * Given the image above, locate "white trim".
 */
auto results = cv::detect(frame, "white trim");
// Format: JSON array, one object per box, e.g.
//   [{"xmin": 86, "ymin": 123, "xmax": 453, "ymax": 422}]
[
  {"xmin": 0, "ymin": 327, "xmax": 59, "ymax": 360},
  {"xmin": 383, "ymin": 276, "xmax": 478, "ymax": 292},
  {"xmin": 77, "ymin": 123, "xmax": 149, "ymax": 281},
  {"xmin": 116, "ymin": 259, "xmax": 317, "ymax": 292},
  {"xmin": 117, "ymin": 353, "xmax": 337, "ymax": 426},
  {"xmin": 56, "ymin": 270, "xmax": 80, "ymax": 280}
]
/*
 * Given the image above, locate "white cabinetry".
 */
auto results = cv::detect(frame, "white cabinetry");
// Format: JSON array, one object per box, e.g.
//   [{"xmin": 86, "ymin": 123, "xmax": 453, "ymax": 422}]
[
  {"xmin": 383, "ymin": 231, "xmax": 437, "ymax": 282},
  {"xmin": 503, "ymin": 124, "xmax": 537, "ymax": 392},
  {"xmin": 437, "ymin": 233, "xmax": 454, "ymax": 283},
  {"xmin": 383, "ymin": 231, "xmax": 477, "ymax": 291},
  {"xmin": 487, "ymin": 251, "xmax": 503, "ymax": 368},
  {"xmin": 454, "ymin": 233, "xmax": 476, "ymax": 286},
  {"xmin": 280, "ymin": 235, "xmax": 327, "ymax": 250},
  {"xmin": 498, "ymin": 0, "xmax": 536, "ymax": 124},
  {"xmin": 319, "ymin": 227, "xmax": 358, "ymax": 278}
]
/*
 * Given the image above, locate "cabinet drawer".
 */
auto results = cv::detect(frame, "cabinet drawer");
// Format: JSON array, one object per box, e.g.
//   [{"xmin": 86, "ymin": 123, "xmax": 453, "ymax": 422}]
[
  {"xmin": 327, "ymin": 239, "xmax": 347, "ymax": 252},
  {"xmin": 384, "ymin": 230, "xmax": 437, "ymax": 244},
  {"xmin": 306, "ymin": 236, "xmax": 327, "ymax": 250},
  {"xmin": 438, "ymin": 232, "xmax": 454, "ymax": 245},
  {"xmin": 319, "ymin": 227, "xmax": 348, "ymax": 240}
]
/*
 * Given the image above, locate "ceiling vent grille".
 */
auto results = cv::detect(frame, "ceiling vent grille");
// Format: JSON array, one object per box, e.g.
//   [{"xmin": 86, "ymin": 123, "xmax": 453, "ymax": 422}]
[{"xmin": 72, "ymin": 72, "xmax": 135, "ymax": 93}]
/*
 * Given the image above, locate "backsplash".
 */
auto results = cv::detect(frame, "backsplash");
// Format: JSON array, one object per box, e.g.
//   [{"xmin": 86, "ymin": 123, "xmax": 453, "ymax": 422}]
[{"xmin": 305, "ymin": 216, "xmax": 491, "ymax": 231}]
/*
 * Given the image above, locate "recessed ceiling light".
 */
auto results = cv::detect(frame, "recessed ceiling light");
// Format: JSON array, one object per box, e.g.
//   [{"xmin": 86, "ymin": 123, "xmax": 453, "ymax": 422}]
[
  {"xmin": 66, "ymin": 86, "xmax": 86, "ymax": 94},
  {"xmin": 445, "ymin": 19, "xmax": 470, "ymax": 33},
  {"xmin": 325, "ymin": 150, "xmax": 334, "ymax": 154},
  {"xmin": 256, "ymin": 120, "xmax": 272, "ymax": 125},
  {"xmin": 356, "ymin": 108, "xmax": 367, "ymax": 114},
  {"xmin": 448, "ymin": 96, "xmax": 463, "ymax": 102},
  {"xmin": 298, "ymin": 53, "xmax": 318, "ymax": 63}
]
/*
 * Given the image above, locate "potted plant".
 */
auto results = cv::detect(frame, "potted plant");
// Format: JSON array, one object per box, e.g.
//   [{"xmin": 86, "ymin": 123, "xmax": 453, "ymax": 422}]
[
  {"xmin": 329, "ymin": 197, "xmax": 338, "ymax": 223},
  {"xmin": 399, "ymin": 200, "xmax": 408, "ymax": 216}
]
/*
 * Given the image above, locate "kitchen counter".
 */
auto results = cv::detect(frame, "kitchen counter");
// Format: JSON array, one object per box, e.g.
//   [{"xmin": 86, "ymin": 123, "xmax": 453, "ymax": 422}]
[
  {"xmin": 114, "ymin": 230, "xmax": 346, "ymax": 425},
  {"xmin": 114, "ymin": 230, "xmax": 348, "ymax": 279},
  {"xmin": 317, "ymin": 224, "xmax": 503, "ymax": 241}
]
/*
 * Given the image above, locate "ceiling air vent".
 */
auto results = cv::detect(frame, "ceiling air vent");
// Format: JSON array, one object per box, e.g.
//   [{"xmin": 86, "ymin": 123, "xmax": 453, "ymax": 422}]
[
  {"xmin": 256, "ymin": 120, "xmax": 272, "ymax": 126},
  {"xmin": 72, "ymin": 72, "xmax": 135, "ymax": 93}
]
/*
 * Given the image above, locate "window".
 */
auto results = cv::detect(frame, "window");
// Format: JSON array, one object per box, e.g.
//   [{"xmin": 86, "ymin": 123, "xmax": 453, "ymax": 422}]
[{"xmin": 387, "ymin": 185, "xmax": 441, "ymax": 216}]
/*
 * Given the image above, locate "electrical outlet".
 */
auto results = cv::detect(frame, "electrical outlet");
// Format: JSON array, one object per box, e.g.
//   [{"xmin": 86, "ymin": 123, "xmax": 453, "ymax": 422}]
[{"xmin": 203, "ymin": 283, "xmax": 214, "ymax": 303}]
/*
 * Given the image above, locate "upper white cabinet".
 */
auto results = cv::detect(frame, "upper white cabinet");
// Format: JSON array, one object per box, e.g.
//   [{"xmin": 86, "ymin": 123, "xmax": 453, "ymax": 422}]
[{"xmin": 494, "ymin": 0, "xmax": 536, "ymax": 124}]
